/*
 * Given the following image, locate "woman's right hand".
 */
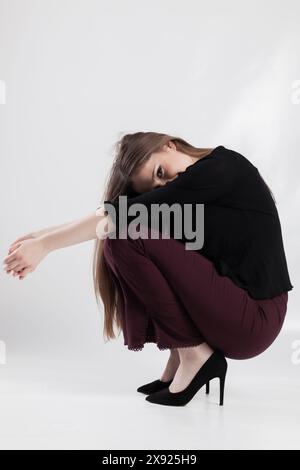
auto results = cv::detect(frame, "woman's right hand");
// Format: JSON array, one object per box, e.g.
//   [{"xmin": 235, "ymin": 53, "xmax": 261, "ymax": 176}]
[
  {"xmin": 7, "ymin": 219, "xmax": 78, "ymax": 256},
  {"xmin": 3, "ymin": 237, "xmax": 49, "ymax": 280},
  {"xmin": 7, "ymin": 230, "xmax": 43, "ymax": 255},
  {"xmin": 3, "ymin": 210, "xmax": 108, "ymax": 279}
]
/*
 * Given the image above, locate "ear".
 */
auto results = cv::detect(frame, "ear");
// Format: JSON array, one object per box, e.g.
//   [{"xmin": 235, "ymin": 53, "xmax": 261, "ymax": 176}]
[{"xmin": 166, "ymin": 140, "xmax": 176, "ymax": 151}]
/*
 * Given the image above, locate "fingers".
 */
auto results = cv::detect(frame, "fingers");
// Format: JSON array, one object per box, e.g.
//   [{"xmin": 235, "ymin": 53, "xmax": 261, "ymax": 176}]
[
  {"xmin": 12, "ymin": 270, "xmax": 22, "ymax": 277},
  {"xmin": 3, "ymin": 239, "xmax": 34, "ymax": 279},
  {"xmin": 6, "ymin": 261, "xmax": 27, "ymax": 272},
  {"xmin": 3, "ymin": 246, "xmax": 25, "ymax": 269},
  {"xmin": 9, "ymin": 266, "xmax": 32, "ymax": 279},
  {"xmin": 5, "ymin": 266, "xmax": 25, "ymax": 276},
  {"xmin": 8, "ymin": 242, "xmax": 22, "ymax": 254},
  {"xmin": 5, "ymin": 234, "xmax": 34, "ymax": 261},
  {"xmin": 18, "ymin": 267, "xmax": 32, "ymax": 279},
  {"xmin": 3, "ymin": 248, "xmax": 21, "ymax": 264},
  {"xmin": 5, "ymin": 237, "xmax": 34, "ymax": 263},
  {"xmin": 3, "ymin": 254, "xmax": 28, "ymax": 273},
  {"xmin": 3, "ymin": 256, "xmax": 26, "ymax": 272}
]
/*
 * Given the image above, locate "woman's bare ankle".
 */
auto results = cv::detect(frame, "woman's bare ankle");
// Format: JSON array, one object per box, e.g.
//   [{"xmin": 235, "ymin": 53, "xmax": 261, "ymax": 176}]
[
  {"xmin": 177, "ymin": 343, "xmax": 214, "ymax": 366},
  {"xmin": 160, "ymin": 348, "xmax": 180, "ymax": 382},
  {"xmin": 170, "ymin": 348, "xmax": 180, "ymax": 359}
]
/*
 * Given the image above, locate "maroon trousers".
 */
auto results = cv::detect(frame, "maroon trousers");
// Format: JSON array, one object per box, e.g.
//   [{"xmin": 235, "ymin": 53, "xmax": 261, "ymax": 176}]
[{"xmin": 103, "ymin": 227, "xmax": 288, "ymax": 360}]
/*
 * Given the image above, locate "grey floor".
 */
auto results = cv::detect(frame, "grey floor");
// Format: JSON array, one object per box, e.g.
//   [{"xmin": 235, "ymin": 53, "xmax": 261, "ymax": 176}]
[{"xmin": 0, "ymin": 329, "xmax": 299, "ymax": 450}]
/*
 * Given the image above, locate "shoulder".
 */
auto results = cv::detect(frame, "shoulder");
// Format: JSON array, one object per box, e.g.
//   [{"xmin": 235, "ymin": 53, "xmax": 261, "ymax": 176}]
[
  {"xmin": 220, "ymin": 146, "xmax": 257, "ymax": 170},
  {"xmin": 170, "ymin": 145, "xmax": 238, "ymax": 190},
  {"xmin": 186, "ymin": 145, "xmax": 246, "ymax": 168},
  {"xmin": 181, "ymin": 145, "xmax": 239, "ymax": 176}
]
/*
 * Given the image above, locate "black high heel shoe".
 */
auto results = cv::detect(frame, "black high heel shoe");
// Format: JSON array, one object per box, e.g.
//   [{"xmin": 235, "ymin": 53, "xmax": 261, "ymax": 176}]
[
  {"xmin": 137, "ymin": 379, "xmax": 173, "ymax": 395},
  {"xmin": 145, "ymin": 349, "xmax": 227, "ymax": 407},
  {"xmin": 138, "ymin": 379, "xmax": 211, "ymax": 395}
]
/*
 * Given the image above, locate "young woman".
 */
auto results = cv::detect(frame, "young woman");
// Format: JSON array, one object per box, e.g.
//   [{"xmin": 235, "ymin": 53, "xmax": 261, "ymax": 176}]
[{"xmin": 3, "ymin": 132, "xmax": 293, "ymax": 408}]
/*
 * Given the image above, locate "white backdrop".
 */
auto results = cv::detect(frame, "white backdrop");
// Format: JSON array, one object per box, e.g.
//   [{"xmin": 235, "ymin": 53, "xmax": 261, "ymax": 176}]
[{"xmin": 0, "ymin": 0, "xmax": 299, "ymax": 450}]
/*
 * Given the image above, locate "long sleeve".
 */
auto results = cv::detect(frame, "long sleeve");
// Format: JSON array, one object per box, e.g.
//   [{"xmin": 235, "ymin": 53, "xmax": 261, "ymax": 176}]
[
  {"xmin": 99, "ymin": 144, "xmax": 293, "ymax": 298},
  {"xmin": 103, "ymin": 146, "xmax": 238, "ymax": 235}
]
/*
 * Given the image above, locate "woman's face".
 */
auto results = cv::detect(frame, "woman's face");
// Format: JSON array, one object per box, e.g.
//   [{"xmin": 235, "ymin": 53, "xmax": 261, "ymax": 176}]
[{"xmin": 130, "ymin": 141, "xmax": 198, "ymax": 193}]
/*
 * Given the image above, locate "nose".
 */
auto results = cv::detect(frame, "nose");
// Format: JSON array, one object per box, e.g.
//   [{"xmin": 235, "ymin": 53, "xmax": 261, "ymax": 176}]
[
  {"xmin": 167, "ymin": 175, "xmax": 178, "ymax": 184},
  {"xmin": 155, "ymin": 174, "xmax": 178, "ymax": 189}
]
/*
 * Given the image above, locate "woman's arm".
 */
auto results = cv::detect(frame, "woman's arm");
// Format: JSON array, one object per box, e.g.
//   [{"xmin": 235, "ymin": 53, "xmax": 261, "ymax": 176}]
[
  {"xmin": 31, "ymin": 221, "xmax": 77, "ymax": 238},
  {"xmin": 40, "ymin": 207, "xmax": 114, "ymax": 252},
  {"xmin": 3, "ymin": 204, "xmax": 115, "ymax": 279},
  {"xmin": 7, "ymin": 219, "xmax": 80, "ymax": 254}
]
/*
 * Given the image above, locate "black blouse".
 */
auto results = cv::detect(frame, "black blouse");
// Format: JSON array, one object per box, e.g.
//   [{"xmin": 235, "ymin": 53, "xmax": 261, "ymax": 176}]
[{"xmin": 102, "ymin": 145, "xmax": 293, "ymax": 300}]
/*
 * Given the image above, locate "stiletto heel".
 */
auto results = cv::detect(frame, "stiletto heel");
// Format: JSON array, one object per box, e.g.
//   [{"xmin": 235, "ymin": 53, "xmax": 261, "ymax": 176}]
[
  {"xmin": 146, "ymin": 349, "xmax": 228, "ymax": 407},
  {"xmin": 219, "ymin": 373, "xmax": 226, "ymax": 406}
]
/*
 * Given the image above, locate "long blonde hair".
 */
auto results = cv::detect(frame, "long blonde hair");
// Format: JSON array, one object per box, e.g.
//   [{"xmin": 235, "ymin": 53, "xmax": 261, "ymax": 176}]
[{"xmin": 92, "ymin": 131, "xmax": 215, "ymax": 342}]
